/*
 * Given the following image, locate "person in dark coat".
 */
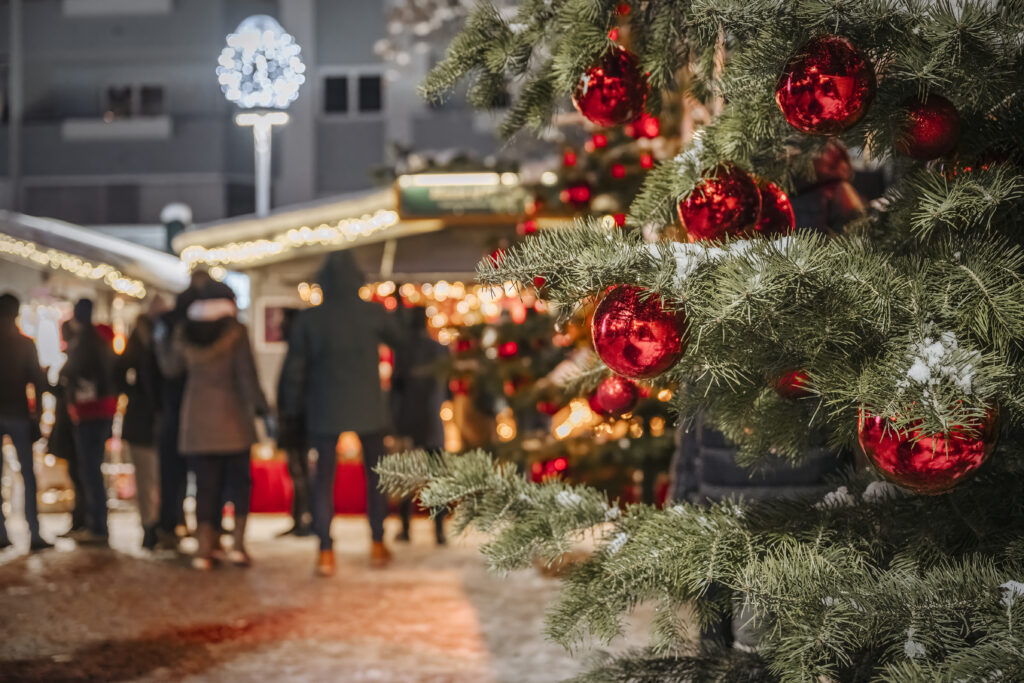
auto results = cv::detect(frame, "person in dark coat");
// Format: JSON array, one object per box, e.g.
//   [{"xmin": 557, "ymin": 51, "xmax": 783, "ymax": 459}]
[
  {"xmin": 52, "ymin": 319, "xmax": 87, "ymax": 536},
  {"xmin": 0, "ymin": 293, "xmax": 53, "ymax": 551},
  {"xmin": 275, "ymin": 307, "xmax": 312, "ymax": 537},
  {"xmin": 168, "ymin": 281, "xmax": 268, "ymax": 570},
  {"xmin": 115, "ymin": 309, "xmax": 163, "ymax": 550},
  {"xmin": 668, "ymin": 140, "xmax": 865, "ymax": 647},
  {"xmin": 153, "ymin": 270, "xmax": 211, "ymax": 548},
  {"xmin": 390, "ymin": 304, "xmax": 447, "ymax": 545},
  {"xmin": 279, "ymin": 250, "xmax": 402, "ymax": 576},
  {"xmin": 61, "ymin": 298, "xmax": 118, "ymax": 546}
]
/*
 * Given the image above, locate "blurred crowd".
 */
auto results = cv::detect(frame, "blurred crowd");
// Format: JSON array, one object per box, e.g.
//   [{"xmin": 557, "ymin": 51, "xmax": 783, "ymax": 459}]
[{"xmin": 0, "ymin": 250, "xmax": 446, "ymax": 576}]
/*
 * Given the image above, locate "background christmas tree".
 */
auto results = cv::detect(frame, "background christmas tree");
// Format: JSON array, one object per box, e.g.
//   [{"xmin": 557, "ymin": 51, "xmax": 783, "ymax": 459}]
[{"xmin": 381, "ymin": 1, "xmax": 1024, "ymax": 679}]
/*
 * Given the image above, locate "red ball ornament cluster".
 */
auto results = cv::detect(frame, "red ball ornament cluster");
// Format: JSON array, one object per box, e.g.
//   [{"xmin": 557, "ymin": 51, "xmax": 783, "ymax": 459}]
[
  {"xmin": 857, "ymin": 409, "xmax": 998, "ymax": 495},
  {"xmin": 895, "ymin": 95, "xmax": 961, "ymax": 160},
  {"xmin": 591, "ymin": 285, "xmax": 688, "ymax": 379},
  {"xmin": 776, "ymin": 35, "xmax": 876, "ymax": 135},
  {"xmin": 590, "ymin": 375, "xmax": 640, "ymax": 416},
  {"xmin": 677, "ymin": 164, "xmax": 762, "ymax": 242},
  {"xmin": 572, "ymin": 46, "xmax": 649, "ymax": 127}
]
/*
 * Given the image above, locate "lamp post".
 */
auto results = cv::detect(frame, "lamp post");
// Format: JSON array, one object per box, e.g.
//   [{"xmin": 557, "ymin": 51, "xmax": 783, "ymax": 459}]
[{"xmin": 217, "ymin": 15, "xmax": 305, "ymax": 216}]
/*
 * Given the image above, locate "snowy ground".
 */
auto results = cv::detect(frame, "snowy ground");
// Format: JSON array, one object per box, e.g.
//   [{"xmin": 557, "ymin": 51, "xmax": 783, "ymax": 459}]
[{"xmin": 0, "ymin": 512, "xmax": 652, "ymax": 682}]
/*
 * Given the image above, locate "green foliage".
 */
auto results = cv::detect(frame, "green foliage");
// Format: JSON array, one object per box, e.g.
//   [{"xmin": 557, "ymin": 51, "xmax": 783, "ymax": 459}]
[{"xmin": 377, "ymin": 448, "xmax": 1024, "ymax": 681}]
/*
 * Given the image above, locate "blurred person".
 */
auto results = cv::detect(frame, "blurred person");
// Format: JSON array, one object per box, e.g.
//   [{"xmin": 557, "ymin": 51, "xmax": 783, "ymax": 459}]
[
  {"xmin": 169, "ymin": 281, "xmax": 268, "ymax": 570},
  {"xmin": 275, "ymin": 307, "xmax": 312, "ymax": 538},
  {"xmin": 390, "ymin": 305, "xmax": 447, "ymax": 545},
  {"xmin": 0, "ymin": 293, "xmax": 53, "ymax": 550},
  {"xmin": 279, "ymin": 251, "xmax": 402, "ymax": 577},
  {"xmin": 115, "ymin": 304, "xmax": 165, "ymax": 550},
  {"xmin": 668, "ymin": 141, "xmax": 866, "ymax": 647},
  {"xmin": 53, "ymin": 319, "xmax": 87, "ymax": 535},
  {"xmin": 153, "ymin": 270, "xmax": 212, "ymax": 548},
  {"xmin": 61, "ymin": 299, "xmax": 117, "ymax": 546}
]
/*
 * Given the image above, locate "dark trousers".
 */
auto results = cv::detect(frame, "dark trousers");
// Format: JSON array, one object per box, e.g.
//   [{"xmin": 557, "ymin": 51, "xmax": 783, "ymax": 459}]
[
  {"xmin": 192, "ymin": 453, "xmax": 251, "ymax": 526},
  {"xmin": 398, "ymin": 497, "xmax": 445, "ymax": 540},
  {"xmin": 310, "ymin": 431, "xmax": 387, "ymax": 551},
  {"xmin": 73, "ymin": 419, "xmax": 113, "ymax": 537},
  {"xmin": 285, "ymin": 448, "xmax": 311, "ymax": 530},
  {"xmin": 157, "ymin": 412, "xmax": 187, "ymax": 534},
  {"xmin": 0, "ymin": 416, "xmax": 40, "ymax": 539}
]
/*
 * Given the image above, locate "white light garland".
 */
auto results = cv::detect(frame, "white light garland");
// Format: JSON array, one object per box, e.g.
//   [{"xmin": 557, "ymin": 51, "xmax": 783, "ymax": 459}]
[
  {"xmin": 217, "ymin": 15, "xmax": 306, "ymax": 110},
  {"xmin": 179, "ymin": 209, "xmax": 400, "ymax": 269},
  {"xmin": 0, "ymin": 234, "xmax": 146, "ymax": 298}
]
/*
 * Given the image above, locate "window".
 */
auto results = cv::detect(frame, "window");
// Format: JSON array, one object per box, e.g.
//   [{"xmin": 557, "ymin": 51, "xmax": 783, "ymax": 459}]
[
  {"xmin": 357, "ymin": 75, "xmax": 382, "ymax": 113},
  {"xmin": 321, "ymin": 72, "xmax": 384, "ymax": 116},
  {"xmin": 103, "ymin": 84, "xmax": 165, "ymax": 119},
  {"xmin": 323, "ymin": 76, "xmax": 349, "ymax": 114}
]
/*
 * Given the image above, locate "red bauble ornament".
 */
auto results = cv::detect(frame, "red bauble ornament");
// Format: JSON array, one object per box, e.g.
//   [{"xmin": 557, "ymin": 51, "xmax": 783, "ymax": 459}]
[
  {"xmin": 592, "ymin": 375, "xmax": 639, "ymax": 416},
  {"xmin": 895, "ymin": 95, "xmax": 961, "ymax": 160},
  {"xmin": 454, "ymin": 338, "xmax": 474, "ymax": 354},
  {"xmin": 775, "ymin": 35, "xmax": 876, "ymax": 135},
  {"xmin": 639, "ymin": 153, "xmax": 654, "ymax": 170},
  {"xmin": 754, "ymin": 180, "xmax": 796, "ymax": 237},
  {"xmin": 612, "ymin": 213, "xmax": 627, "ymax": 227},
  {"xmin": 517, "ymin": 219, "xmax": 539, "ymax": 236},
  {"xmin": 536, "ymin": 400, "xmax": 561, "ymax": 416},
  {"xmin": 563, "ymin": 150, "xmax": 577, "ymax": 167},
  {"xmin": 572, "ymin": 47, "xmax": 649, "ymax": 127},
  {"xmin": 497, "ymin": 341, "xmax": 519, "ymax": 358},
  {"xmin": 533, "ymin": 275, "xmax": 547, "ymax": 290},
  {"xmin": 857, "ymin": 409, "xmax": 998, "ymax": 495},
  {"xmin": 449, "ymin": 378, "xmax": 470, "ymax": 395},
  {"xmin": 562, "ymin": 182, "xmax": 592, "ymax": 207},
  {"xmin": 592, "ymin": 133, "xmax": 608, "ymax": 148},
  {"xmin": 591, "ymin": 285, "xmax": 688, "ymax": 379},
  {"xmin": 611, "ymin": 163, "xmax": 626, "ymax": 179},
  {"xmin": 677, "ymin": 164, "xmax": 762, "ymax": 242},
  {"xmin": 774, "ymin": 369, "xmax": 811, "ymax": 399}
]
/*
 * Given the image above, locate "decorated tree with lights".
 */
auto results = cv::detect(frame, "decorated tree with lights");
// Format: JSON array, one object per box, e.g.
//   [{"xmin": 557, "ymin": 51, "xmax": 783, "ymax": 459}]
[{"xmin": 379, "ymin": 0, "xmax": 1024, "ymax": 680}]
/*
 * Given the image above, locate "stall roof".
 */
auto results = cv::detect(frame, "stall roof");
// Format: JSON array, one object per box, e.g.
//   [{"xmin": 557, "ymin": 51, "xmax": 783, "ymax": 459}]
[
  {"xmin": 171, "ymin": 189, "xmax": 445, "ymax": 270},
  {"xmin": 0, "ymin": 211, "xmax": 189, "ymax": 297}
]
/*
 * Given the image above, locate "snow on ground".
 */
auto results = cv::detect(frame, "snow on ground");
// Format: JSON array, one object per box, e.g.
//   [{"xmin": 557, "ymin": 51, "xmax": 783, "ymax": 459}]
[{"xmin": 0, "ymin": 513, "xmax": 653, "ymax": 682}]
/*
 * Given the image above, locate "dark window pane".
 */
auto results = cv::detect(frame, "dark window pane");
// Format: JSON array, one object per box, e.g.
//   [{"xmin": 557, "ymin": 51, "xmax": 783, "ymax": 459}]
[
  {"xmin": 324, "ymin": 76, "xmax": 348, "ymax": 113},
  {"xmin": 358, "ymin": 75, "xmax": 382, "ymax": 113},
  {"xmin": 139, "ymin": 85, "xmax": 164, "ymax": 116},
  {"xmin": 105, "ymin": 86, "xmax": 132, "ymax": 119},
  {"xmin": 105, "ymin": 185, "xmax": 140, "ymax": 223}
]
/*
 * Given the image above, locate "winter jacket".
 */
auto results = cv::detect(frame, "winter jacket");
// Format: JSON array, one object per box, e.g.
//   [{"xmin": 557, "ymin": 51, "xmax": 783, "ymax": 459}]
[
  {"xmin": 390, "ymin": 327, "xmax": 446, "ymax": 450},
  {"xmin": 279, "ymin": 251, "xmax": 402, "ymax": 436},
  {"xmin": 115, "ymin": 323, "xmax": 162, "ymax": 445},
  {"xmin": 174, "ymin": 318, "xmax": 268, "ymax": 455},
  {"xmin": 669, "ymin": 422, "xmax": 848, "ymax": 503},
  {"xmin": 62, "ymin": 324, "xmax": 118, "ymax": 422},
  {"xmin": 0, "ymin": 323, "xmax": 48, "ymax": 420}
]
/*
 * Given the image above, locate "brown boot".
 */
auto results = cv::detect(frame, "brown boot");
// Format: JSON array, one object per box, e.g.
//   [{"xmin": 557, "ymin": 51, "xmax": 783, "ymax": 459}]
[
  {"xmin": 316, "ymin": 550, "xmax": 336, "ymax": 578},
  {"xmin": 369, "ymin": 541, "xmax": 391, "ymax": 568}
]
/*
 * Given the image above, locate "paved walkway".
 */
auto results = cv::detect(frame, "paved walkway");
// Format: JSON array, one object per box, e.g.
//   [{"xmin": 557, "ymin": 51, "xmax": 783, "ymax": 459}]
[{"xmin": 0, "ymin": 513, "xmax": 648, "ymax": 682}]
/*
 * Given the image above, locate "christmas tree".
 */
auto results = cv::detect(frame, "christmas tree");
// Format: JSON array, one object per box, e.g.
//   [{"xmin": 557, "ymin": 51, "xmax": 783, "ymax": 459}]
[{"xmin": 381, "ymin": 1, "xmax": 1024, "ymax": 679}]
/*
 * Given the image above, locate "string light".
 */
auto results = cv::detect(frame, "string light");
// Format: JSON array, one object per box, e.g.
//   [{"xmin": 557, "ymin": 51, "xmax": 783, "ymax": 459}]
[
  {"xmin": 180, "ymin": 210, "xmax": 399, "ymax": 269},
  {"xmin": 0, "ymin": 234, "xmax": 146, "ymax": 298}
]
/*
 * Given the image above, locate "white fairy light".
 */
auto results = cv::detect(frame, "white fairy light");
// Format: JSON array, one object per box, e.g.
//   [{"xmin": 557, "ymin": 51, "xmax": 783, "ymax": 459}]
[{"xmin": 216, "ymin": 15, "xmax": 306, "ymax": 110}]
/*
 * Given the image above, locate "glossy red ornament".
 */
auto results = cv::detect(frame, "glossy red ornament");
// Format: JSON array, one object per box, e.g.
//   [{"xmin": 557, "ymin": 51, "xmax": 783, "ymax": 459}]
[
  {"xmin": 774, "ymin": 369, "xmax": 811, "ymax": 399},
  {"xmin": 611, "ymin": 163, "xmax": 626, "ymax": 179},
  {"xmin": 677, "ymin": 164, "xmax": 762, "ymax": 242},
  {"xmin": 533, "ymin": 275, "xmax": 547, "ymax": 290},
  {"xmin": 487, "ymin": 247, "xmax": 506, "ymax": 267},
  {"xmin": 591, "ymin": 285, "xmax": 688, "ymax": 379},
  {"xmin": 754, "ymin": 180, "xmax": 796, "ymax": 237},
  {"xmin": 454, "ymin": 338, "xmax": 474, "ymax": 354},
  {"xmin": 563, "ymin": 150, "xmax": 577, "ymax": 167},
  {"xmin": 592, "ymin": 375, "xmax": 640, "ymax": 416},
  {"xmin": 857, "ymin": 409, "xmax": 998, "ymax": 495},
  {"xmin": 612, "ymin": 213, "xmax": 626, "ymax": 227},
  {"xmin": 561, "ymin": 182, "xmax": 592, "ymax": 207},
  {"xmin": 640, "ymin": 153, "xmax": 654, "ymax": 169},
  {"xmin": 592, "ymin": 133, "xmax": 608, "ymax": 148},
  {"xmin": 497, "ymin": 341, "xmax": 519, "ymax": 358},
  {"xmin": 895, "ymin": 95, "xmax": 961, "ymax": 160},
  {"xmin": 775, "ymin": 35, "xmax": 876, "ymax": 135},
  {"xmin": 572, "ymin": 47, "xmax": 649, "ymax": 127},
  {"xmin": 517, "ymin": 219, "xmax": 539, "ymax": 236},
  {"xmin": 536, "ymin": 400, "xmax": 561, "ymax": 416}
]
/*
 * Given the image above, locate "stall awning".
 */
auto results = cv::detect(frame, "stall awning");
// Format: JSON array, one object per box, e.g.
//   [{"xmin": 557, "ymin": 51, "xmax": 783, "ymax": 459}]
[
  {"xmin": 0, "ymin": 211, "xmax": 189, "ymax": 298},
  {"xmin": 171, "ymin": 189, "xmax": 445, "ymax": 270}
]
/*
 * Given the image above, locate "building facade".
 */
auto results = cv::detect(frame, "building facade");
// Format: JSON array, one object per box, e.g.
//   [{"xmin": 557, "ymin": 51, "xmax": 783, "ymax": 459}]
[{"xmin": 0, "ymin": 0, "xmax": 501, "ymax": 227}]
